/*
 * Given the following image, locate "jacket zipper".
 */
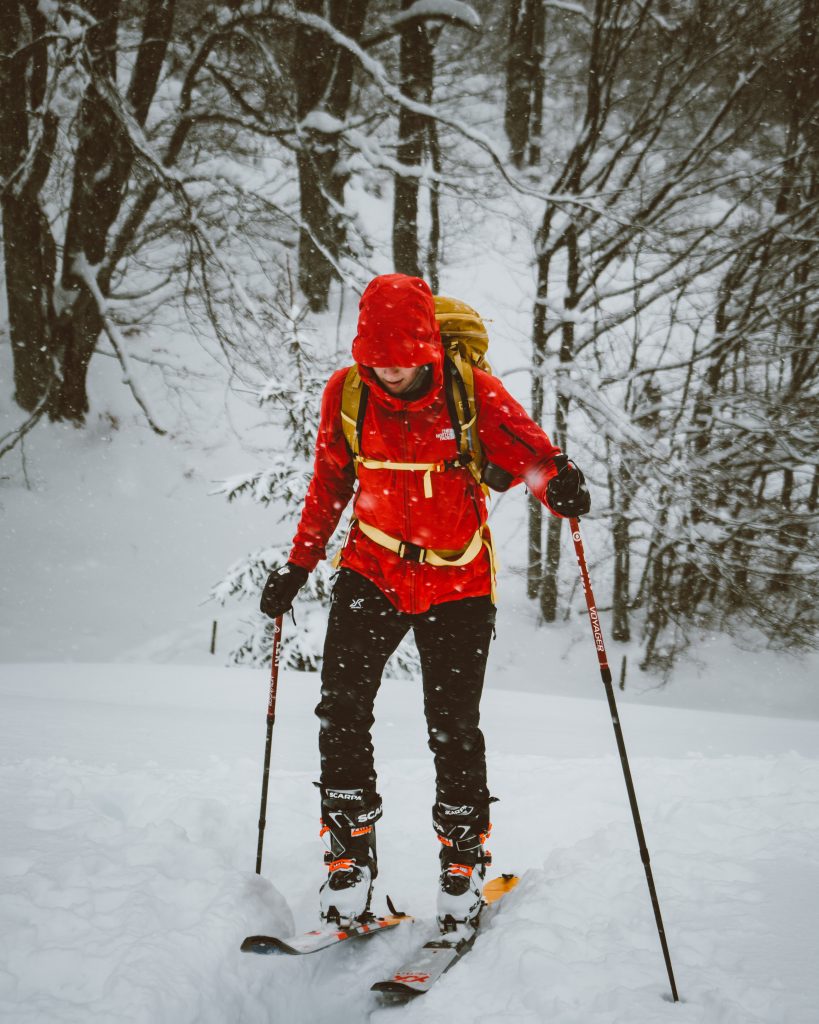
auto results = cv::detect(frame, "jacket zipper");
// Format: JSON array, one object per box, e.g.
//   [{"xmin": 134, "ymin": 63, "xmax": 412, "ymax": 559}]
[
  {"xmin": 499, "ymin": 421, "xmax": 537, "ymax": 453},
  {"xmin": 401, "ymin": 408, "xmax": 416, "ymax": 612}
]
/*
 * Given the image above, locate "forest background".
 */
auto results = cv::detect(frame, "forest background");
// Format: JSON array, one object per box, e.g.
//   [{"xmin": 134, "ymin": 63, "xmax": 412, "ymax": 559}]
[{"xmin": 1, "ymin": 0, "xmax": 817, "ymax": 695}]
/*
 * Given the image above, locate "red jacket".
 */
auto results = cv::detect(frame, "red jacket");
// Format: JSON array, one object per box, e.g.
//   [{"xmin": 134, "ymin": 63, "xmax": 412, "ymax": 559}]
[{"xmin": 288, "ymin": 274, "xmax": 562, "ymax": 613}]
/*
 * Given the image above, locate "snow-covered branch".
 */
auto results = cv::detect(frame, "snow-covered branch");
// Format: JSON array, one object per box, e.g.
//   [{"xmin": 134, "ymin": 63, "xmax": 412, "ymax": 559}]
[{"xmin": 72, "ymin": 255, "xmax": 167, "ymax": 436}]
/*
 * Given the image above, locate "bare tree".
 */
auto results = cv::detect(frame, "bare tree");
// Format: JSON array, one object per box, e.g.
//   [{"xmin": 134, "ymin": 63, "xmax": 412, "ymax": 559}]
[
  {"xmin": 524, "ymin": 0, "xmax": 800, "ymax": 628},
  {"xmin": 1, "ymin": 2, "xmax": 312, "ymax": 434},
  {"xmin": 390, "ymin": 2, "xmax": 480, "ymax": 288},
  {"xmin": 292, "ymin": 0, "xmax": 369, "ymax": 312},
  {"xmin": 52, "ymin": 1, "xmax": 177, "ymax": 423},
  {"xmin": 640, "ymin": 0, "xmax": 819, "ymax": 667}
]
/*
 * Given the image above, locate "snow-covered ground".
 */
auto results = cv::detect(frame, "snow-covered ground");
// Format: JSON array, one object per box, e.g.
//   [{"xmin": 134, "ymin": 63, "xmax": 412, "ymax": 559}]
[{"xmin": 1, "ymin": 660, "xmax": 818, "ymax": 1023}]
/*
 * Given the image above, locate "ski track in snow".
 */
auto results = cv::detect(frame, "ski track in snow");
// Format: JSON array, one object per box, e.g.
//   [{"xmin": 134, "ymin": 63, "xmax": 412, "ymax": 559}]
[{"xmin": 1, "ymin": 664, "xmax": 818, "ymax": 1023}]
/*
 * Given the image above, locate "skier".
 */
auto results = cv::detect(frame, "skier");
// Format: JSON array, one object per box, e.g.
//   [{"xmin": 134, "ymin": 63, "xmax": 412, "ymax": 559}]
[{"xmin": 260, "ymin": 273, "xmax": 590, "ymax": 929}]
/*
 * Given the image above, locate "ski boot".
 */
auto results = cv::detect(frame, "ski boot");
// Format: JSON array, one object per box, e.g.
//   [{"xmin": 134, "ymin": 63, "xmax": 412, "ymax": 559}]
[
  {"xmin": 433, "ymin": 801, "xmax": 492, "ymax": 931},
  {"xmin": 318, "ymin": 787, "xmax": 382, "ymax": 927}
]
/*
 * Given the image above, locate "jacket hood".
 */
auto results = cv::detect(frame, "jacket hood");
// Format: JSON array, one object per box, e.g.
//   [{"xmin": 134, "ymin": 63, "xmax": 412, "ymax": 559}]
[
  {"xmin": 353, "ymin": 273, "xmax": 442, "ymax": 360},
  {"xmin": 353, "ymin": 273, "xmax": 444, "ymax": 409}
]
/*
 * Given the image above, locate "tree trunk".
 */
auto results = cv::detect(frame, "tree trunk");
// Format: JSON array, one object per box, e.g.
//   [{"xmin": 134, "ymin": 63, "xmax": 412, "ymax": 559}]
[
  {"xmin": 526, "ymin": 1, "xmax": 545, "ymax": 166},
  {"xmin": 294, "ymin": 147, "xmax": 336, "ymax": 313},
  {"xmin": 52, "ymin": 1, "xmax": 124, "ymax": 422},
  {"xmin": 393, "ymin": 3, "xmax": 434, "ymax": 277},
  {"xmin": 540, "ymin": 222, "xmax": 578, "ymax": 621},
  {"xmin": 48, "ymin": 0, "xmax": 176, "ymax": 422},
  {"xmin": 528, "ymin": 243, "xmax": 550, "ymax": 598},
  {"xmin": 1, "ymin": 2, "xmax": 57, "ymax": 412},
  {"xmin": 425, "ymin": 119, "xmax": 441, "ymax": 292},
  {"xmin": 294, "ymin": 0, "xmax": 368, "ymax": 312},
  {"xmin": 610, "ymin": 458, "xmax": 632, "ymax": 642},
  {"xmin": 504, "ymin": 0, "xmax": 546, "ymax": 168}
]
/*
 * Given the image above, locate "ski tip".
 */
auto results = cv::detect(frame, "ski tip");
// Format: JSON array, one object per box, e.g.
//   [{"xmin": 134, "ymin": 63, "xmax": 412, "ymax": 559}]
[
  {"xmin": 241, "ymin": 935, "xmax": 294, "ymax": 955},
  {"xmin": 371, "ymin": 980, "xmax": 424, "ymax": 1001}
]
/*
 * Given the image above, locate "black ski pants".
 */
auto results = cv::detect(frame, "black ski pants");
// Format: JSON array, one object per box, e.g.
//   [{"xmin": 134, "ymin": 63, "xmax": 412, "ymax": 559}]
[{"xmin": 316, "ymin": 568, "xmax": 496, "ymax": 808}]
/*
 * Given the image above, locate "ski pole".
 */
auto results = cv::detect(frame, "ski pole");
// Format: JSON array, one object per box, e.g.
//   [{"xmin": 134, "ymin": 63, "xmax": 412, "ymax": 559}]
[
  {"xmin": 568, "ymin": 518, "xmax": 680, "ymax": 1003},
  {"xmin": 255, "ymin": 615, "xmax": 283, "ymax": 874}
]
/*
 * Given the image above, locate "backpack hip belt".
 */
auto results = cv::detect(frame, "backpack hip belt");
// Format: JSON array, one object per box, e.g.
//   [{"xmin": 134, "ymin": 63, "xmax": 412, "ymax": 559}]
[
  {"xmin": 356, "ymin": 518, "xmax": 483, "ymax": 566},
  {"xmin": 345, "ymin": 519, "xmax": 498, "ymax": 602}
]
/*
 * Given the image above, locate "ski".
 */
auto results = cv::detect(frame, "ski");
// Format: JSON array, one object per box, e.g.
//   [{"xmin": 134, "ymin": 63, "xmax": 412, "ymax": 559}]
[
  {"xmin": 241, "ymin": 911, "xmax": 411, "ymax": 956},
  {"xmin": 371, "ymin": 874, "xmax": 519, "ymax": 1000}
]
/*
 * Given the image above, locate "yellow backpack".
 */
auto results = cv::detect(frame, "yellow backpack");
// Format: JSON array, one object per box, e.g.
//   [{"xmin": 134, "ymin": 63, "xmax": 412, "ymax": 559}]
[{"xmin": 340, "ymin": 296, "xmax": 498, "ymax": 492}]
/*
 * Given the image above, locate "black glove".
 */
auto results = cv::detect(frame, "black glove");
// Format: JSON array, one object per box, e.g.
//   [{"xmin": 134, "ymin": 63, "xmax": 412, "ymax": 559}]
[
  {"xmin": 546, "ymin": 454, "xmax": 591, "ymax": 518},
  {"xmin": 260, "ymin": 563, "xmax": 309, "ymax": 618}
]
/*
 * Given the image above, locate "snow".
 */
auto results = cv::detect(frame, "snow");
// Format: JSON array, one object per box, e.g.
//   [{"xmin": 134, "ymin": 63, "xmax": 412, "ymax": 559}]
[
  {"xmin": 1, "ymin": 662, "xmax": 818, "ymax": 1023},
  {"xmin": 299, "ymin": 111, "xmax": 346, "ymax": 135},
  {"xmin": 389, "ymin": 1, "xmax": 482, "ymax": 31},
  {"xmin": 36, "ymin": 0, "xmax": 59, "ymax": 20}
]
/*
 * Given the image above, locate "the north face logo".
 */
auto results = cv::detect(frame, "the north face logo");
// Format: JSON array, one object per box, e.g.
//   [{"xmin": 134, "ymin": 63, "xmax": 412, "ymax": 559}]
[{"xmin": 436, "ymin": 427, "xmax": 456, "ymax": 441}]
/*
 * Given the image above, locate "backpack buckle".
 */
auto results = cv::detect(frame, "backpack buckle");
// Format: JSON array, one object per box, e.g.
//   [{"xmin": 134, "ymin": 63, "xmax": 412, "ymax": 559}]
[
  {"xmin": 444, "ymin": 453, "xmax": 473, "ymax": 471},
  {"xmin": 398, "ymin": 540, "xmax": 427, "ymax": 563}
]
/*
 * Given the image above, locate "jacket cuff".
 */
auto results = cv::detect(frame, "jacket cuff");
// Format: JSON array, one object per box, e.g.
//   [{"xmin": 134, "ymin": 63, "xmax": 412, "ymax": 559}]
[
  {"xmin": 287, "ymin": 545, "xmax": 320, "ymax": 573},
  {"xmin": 523, "ymin": 453, "xmax": 561, "ymax": 505}
]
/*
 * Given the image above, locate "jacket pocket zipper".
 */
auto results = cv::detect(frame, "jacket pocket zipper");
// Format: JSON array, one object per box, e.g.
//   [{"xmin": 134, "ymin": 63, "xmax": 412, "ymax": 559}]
[{"xmin": 499, "ymin": 421, "xmax": 537, "ymax": 453}]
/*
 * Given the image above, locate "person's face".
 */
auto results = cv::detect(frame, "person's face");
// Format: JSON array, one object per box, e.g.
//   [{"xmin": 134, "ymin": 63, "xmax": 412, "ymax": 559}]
[{"xmin": 371, "ymin": 365, "xmax": 423, "ymax": 395}]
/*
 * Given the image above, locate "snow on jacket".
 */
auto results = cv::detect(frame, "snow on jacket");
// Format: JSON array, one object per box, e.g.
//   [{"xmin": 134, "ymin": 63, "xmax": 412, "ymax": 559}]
[{"xmin": 288, "ymin": 274, "xmax": 563, "ymax": 614}]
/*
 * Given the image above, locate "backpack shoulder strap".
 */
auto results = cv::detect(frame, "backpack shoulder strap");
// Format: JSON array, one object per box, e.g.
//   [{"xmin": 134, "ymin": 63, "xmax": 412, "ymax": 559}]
[
  {"xmin": 340, "ymin": 365, "xmax": 369, "ymax": 459},
  {"xmin": 444, "ymin": 353, "xmax": 484, "ymax": 486}
]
